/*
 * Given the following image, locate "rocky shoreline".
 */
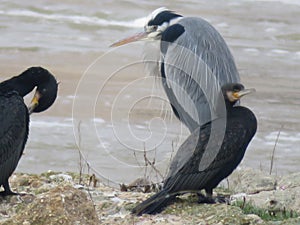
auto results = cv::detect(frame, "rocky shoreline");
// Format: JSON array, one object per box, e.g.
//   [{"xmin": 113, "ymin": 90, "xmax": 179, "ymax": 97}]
[{"xmin": 0, "ymin": 168, "xmax": 299, "ymax": 225}]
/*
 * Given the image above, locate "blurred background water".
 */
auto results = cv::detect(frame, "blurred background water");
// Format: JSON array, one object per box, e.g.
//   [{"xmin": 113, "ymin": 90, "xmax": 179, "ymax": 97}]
[{"xmin": 0, "ymin": 0, "xmax": 299, "ymax": 185}]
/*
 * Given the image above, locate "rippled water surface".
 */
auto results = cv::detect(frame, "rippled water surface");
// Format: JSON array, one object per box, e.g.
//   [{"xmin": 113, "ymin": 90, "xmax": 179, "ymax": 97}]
[{"xmin": 0, "ymin": 0, "xmax": 299, "ymax": 185}]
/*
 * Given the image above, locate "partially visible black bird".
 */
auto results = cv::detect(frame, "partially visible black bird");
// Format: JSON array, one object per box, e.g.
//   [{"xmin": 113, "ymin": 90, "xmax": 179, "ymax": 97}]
[
  {"xmin": 0, "ymin": 67, "xmax": 58, "ymax": 196},
  {"xmin": 132, "ymin": 83, "xmax": 257, "ymax": 215}
]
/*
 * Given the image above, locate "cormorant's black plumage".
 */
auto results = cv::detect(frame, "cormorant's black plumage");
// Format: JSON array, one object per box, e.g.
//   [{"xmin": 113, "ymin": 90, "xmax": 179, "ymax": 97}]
[
  {"xmin": 0, "ymin": 67, "xmax": 58, "ymax": 196},
  {"xmin": 132, "ymin": 83, "xmax": 257, "ymax": 215}
]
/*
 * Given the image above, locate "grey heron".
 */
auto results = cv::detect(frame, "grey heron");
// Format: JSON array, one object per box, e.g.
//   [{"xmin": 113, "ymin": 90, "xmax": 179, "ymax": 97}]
[
  {"xmin": 0, "ymin": 67, "xmax": 58, "ymax": 196},
  {"xmin": 111, "ymin": 7, "xmax": 240, "ymax": 132},
  {"xmin": 131, "ymin": 83, "xmax": 257, "ymax": 215}
]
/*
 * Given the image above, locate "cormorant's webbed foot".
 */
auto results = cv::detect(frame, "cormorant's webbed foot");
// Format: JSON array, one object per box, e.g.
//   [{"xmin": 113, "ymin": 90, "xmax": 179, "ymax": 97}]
[
  {"xmin": 215, "ymin": 195, "xmax": 230, "ymax": 204},
  {"xmin": 197, "ymin": 192, "xmax": 229, "ymax": 204},
  {"xmin": 197, "ymin": 192, "xmax": 215, "ymax": 204},
  {"xmin": 0, "ymin": 190, "xmax": 18, "ymax": 197},
  {"xmin": 0, "ymin": 181, "xmax": 18, "ymax": 197}
]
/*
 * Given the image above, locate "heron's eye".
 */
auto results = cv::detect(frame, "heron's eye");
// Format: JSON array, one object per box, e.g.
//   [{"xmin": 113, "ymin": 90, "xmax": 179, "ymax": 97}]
[
  {"xmin": 145, "ymin": 25, "xmax": 156, "ymax": 33},
  {"xmin": 151, "ymin": 25, "xmax": 158, "ymax": 31}
]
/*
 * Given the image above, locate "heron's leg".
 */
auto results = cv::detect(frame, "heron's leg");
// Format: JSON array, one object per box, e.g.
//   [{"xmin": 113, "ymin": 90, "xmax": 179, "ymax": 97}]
[{"xmin": 0, "ymin": 180, "xmax": 17, "ymax": 196}]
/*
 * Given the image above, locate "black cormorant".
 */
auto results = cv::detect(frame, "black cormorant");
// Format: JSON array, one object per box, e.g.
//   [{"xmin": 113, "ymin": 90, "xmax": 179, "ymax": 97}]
[
  {"xmin": 132, "ymin": 83, "xmax": 257, "ymax": 215},
  {"xmin": 0, "ymin": 67, "xmax": 58, "ymax": 196}
]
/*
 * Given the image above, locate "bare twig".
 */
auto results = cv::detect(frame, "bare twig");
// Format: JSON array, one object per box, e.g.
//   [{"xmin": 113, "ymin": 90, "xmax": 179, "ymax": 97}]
[
  {"xmin": 226, "ymin": 178, "xmax": 230, "ymax": 190},
  {"xmin": 77, "ymin": 121, "xmax": 84, "ymax": 184},
  {"xmin": 270, "ymin": 125, "xmax": 283, "ymax": 175},
  {"xmin": 259, "ymin": 162, "xmax": 262, "ymax": 171},
  {"xmin": 241, "ymin": 196, "xmax": 246, "ymax": 209},
  {"xmin": 133, "ymin": 151, "xmax": 142, "ymax": 168},
  {"xmin": 164, "ymin": 140, "xmax": 176, "ymax": 178},
  {"xmin": 142, "ymin": 142, "xmax": 164, "ymax": 181},
  {"xmin": 143, "ymin": 142, "xmax": 148, "ymax": 179},
  {"xmin": 89, "ymin": 174, "xmax": 98, "ymax": 188},
  {"xmin": 76, "ymin": 121, "xmax": 97, "ymax": 212},
  {"xmin": 152, "ymin": 146, "xmax": 161, "ymax": 182},
  {"xmin": 87, "ymin": 186, "xmax": 96, "ymax": 211},
  {"xmin": 144, "ymin": 154, "xmax": 164, "ymax": 180}
]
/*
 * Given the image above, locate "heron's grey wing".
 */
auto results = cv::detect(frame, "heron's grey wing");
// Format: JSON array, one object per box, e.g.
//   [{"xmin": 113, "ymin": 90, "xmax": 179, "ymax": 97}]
[
  {"xmin": 164, "ymin": 118, "xmax": 249, "ymax": 192},
  {"xmin": 161, "ymin": 17, "xmax": 240, "ymax": 131},
  {"xmin": 0, "ymin": 92, "xmax": 29, "ymax": 185}
]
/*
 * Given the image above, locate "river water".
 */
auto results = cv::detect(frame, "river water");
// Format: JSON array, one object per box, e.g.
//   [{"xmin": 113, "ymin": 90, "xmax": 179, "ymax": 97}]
[{"xmin": 0, "ymin": 0, "xmax": 299, "ymax": 186}]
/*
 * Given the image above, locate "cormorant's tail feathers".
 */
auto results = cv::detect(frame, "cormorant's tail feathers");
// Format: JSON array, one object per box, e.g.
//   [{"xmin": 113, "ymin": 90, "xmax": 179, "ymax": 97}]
[{"xmin": 132, "ymin": 190, "xmax": 176, "ymax": 215}]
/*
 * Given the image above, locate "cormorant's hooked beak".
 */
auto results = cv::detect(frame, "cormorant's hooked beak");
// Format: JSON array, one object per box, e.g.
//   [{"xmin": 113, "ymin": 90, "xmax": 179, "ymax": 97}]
[
  {"xmin": 110, "ymin": 32, "xmax": 148, "ymax": 47},
  {"xmin": 28, "ymin": 91, "xmax": 41, "ymax": 114},
  {"xmin": 233, "ymin": 88, "xmax": 256, "ymax": 99}
]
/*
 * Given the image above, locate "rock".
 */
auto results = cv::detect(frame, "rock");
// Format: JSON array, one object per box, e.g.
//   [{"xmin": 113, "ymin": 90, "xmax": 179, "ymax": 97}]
[
  {"xmin": 9, "ymin": 174, "xmax": 44, "ymax": 194},
  {"xmin": 228, "ymin": 169, "xmax": 300, "ymax": 216},
  {"xmin": 246, "ymin": 187, "xmax": 300, "ymax": 215},
  {"xmin": 245, "ymin": 214, "xmax": 265, "ymax": 224},
  {"xmin": 162, "ymin": 203, "xmax": 267, "ymax": 225},
  {"xmin": 1, "ymin": 185, "xmax": 99, "ymax": 225},
  {"xmin": 228, "ymin": 168, "xmax": 277, "ymax": 194},
  {"xmin": 278, "ymin": 173, "xmax": 300, "ymax": 189},
  {"xmin": 1, "ymin": 169, "xmax": 300, "ymax": 225},
  {"xmin": 49, "ymin": 174, "xmax": 73, "ymax": 183}
]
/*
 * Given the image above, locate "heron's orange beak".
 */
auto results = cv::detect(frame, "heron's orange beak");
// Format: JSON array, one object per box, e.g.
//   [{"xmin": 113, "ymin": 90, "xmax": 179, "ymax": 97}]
[{"xmin": 110, "ymin": 32, "xmax": 148, "ymax": 47}]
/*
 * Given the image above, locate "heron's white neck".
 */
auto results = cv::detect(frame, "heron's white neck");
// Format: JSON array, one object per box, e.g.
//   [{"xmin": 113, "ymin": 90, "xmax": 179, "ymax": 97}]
[{"xmin": 169, "ymin": 16, "xmax": 183, "ymax": 26}]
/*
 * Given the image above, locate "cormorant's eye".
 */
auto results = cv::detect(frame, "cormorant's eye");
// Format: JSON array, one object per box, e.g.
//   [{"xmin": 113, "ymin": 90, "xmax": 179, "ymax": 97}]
[
  {"xmin": 42, "ymin": 88, "xmax": 47, "ymax": 93},
  {"xmin": 233, "ymin": 85, "xmax": 242, "ymax": 92}
]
